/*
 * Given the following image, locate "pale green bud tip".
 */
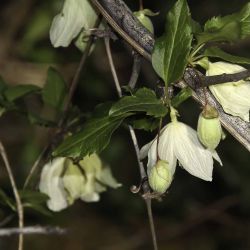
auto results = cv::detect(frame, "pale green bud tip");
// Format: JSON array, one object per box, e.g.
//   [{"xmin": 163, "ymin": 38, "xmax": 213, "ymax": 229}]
[
  {"xmin": 202, "ymin": 104, "xmax": 219, "ymax": 119},
  {"xmin": 134, "ymin": 10, "xmax": 154, "ymax": 34},
  {"xmin": 148, "ymin": 160, "xmax": 173, "ymax": 194},
  {"xmin": 197, "ymin": 106, "xmax": 222, "ymax": 150}
]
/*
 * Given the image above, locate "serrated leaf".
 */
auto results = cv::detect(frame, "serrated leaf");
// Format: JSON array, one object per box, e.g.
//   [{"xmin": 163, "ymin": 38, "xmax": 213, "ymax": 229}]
[
  {"xmin": 42, "ymin": 67, "xmax": 67, "ymax": 110},
  {"xmin": 152, "ymin": 0, "xmax": 192, "ymax": 86},
  {"xmin": 171, "ymin": 87, "xmax": 192, "ymax": 107},
  {"xmin": 4, "ymin": 84, "xmax": 40, "ymax": 102},
  {"xmin": 197, "ymin": 3, "xmax": 250, "ymax": 44},
  {"xmin": 204, "ymin": 47, "xmax": 250, "ymax": 65},
  {"xmin": 53, "ymin": 113, "xmax": 130, "ymax": 158},
  {"xmin": 109, "ymin": 88, "xmax": 167, "ymax": 118}
]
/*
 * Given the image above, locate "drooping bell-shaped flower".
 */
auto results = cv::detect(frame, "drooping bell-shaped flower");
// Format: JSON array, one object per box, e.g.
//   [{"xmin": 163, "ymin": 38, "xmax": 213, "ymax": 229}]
[
  {"xmin": 206, "ymin": 61, "xmax": 250, "ymax": 122},
  {"xmin": 50, "ymin": 0, "xmax": 97, "ymax": 47},
  {"xmin": 197, "ymin": 104, "xmax": 223, "ymax": 150},
  {"xmin": 140, "ymin": 107, "xmax": 222, "ymax": 182},
  {"xmin": 39, "ymin": 154, "xmax": 121, "ymax": 211}
]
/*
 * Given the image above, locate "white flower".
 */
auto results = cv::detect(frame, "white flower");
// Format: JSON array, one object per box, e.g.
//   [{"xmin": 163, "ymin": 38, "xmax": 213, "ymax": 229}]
[
  {"xmin": 39, "ymin": 158, "xmax": 68, "ymax": 212},
  {"xmin": 50, "ymin": 0, "xmax": 97, "ymax": 47},
  {"xmin": 39, "ymin": 154, "xmax": 121, "ymax": 211},
  {"xmin": 140, "ymin": 108, "xmax": 222, "ymax": 182},
  {"xmin": 206, "ymin": 61, "xmax": 250, "ymax": 122}
]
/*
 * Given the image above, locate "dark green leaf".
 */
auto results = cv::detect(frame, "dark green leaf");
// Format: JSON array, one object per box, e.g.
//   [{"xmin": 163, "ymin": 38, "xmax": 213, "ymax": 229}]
[
  {"xmin": 28, "ymin": 112, "xmax": 56, "ymax": 127},
  {"xmin": 131, "ymin": 118, "xmax": 159, "ymax": 131},
  {"xmin": 171, "ymin": 87, "xmax": 192, "ymax": 107},
  {"xmin": 23, "ymin": 203, "xmax": 52, "ymax": 216},
  {"xmin": 19, "ymin": 190, "xmax": 49, "ymax": 204},
  {"xmin": 0, "ymin": 189, "xmax": 16, "ymax": 211},
  {"xmin": 4, "ymin": 85, "xmax": 40, "ymax": 102},
  {"xmin": 152, "ymin": 0, "xmax": 192, "ymax": 85},
  {"xmin": 197, "ymin": 3, "xmax": 250, "ymax": 44},
  {"xmin": 42, "ymin": 67, "xmax": 67, "ymax": 110},
  {"xmin": 53, "ymin": 113, "xmax": 130, "ymax": 158},
  {"xmin": 204, "ymin": 47, "xmax": 250, "ymax": 65},
  {"xmin": 109, "ymin": 88, "xmax": 167, "ymax": 118}
]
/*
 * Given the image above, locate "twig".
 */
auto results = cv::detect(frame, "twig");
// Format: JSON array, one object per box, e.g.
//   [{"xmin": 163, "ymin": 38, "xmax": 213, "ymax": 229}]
[
  {"xmin": 23, "ymin": 18, "xmax": 102, "ymax": 189},
  {"xmin": 0, "ymin": 226, "xmax": 67, "ymax": 236},
  {"xmin": 128, "ymin": 52, "xmax": 142, "ymax": 89},
  {"xmin": 104, "ymin": 36, "xmax": 158, "ymax": 250},
  {"xmin": 0, "ymin": 141, "xmax": 24, "ymax": 250}
]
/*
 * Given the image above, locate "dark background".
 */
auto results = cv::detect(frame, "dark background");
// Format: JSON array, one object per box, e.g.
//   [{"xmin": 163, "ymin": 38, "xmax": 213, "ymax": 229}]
[{"xmin": 0, "ymin": 0, "xmax": 250, "ymax": 249}]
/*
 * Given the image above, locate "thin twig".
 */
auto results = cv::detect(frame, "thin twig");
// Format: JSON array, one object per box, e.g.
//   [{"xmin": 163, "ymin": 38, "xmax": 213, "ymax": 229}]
[
  {"xmin": 104, "ymin": 36, "xmax": 158, "ymax": 250},
  {"xmin": 23, "ymin": 18, "xmax": 102, "ymax": 189},
  {"xmin": 0, "ymin": 141, "xmax": 24, "ymax": 250},
  {"xmin": 0, "ymin": 226, "xmax": 67, "ymax": 236}
]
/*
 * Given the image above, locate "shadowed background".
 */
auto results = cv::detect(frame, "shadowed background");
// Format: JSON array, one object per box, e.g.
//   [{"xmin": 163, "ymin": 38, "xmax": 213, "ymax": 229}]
[{"xmin": 0, "ymin": 0, "xmax": 250, "ymax": 249}]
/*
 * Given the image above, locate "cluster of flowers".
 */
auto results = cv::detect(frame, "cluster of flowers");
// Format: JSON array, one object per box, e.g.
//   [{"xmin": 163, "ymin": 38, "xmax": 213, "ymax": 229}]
[
  {"xmin": 143, "ymin": 61, "xmax": 250, "ymax": 194},
  {"xmin": 39, "ymin": 154, "xmax": 121, "ymax": 211}
]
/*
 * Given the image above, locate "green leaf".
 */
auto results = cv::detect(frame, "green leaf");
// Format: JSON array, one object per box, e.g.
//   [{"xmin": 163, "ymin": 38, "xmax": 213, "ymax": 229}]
[
  {"xmin": 109, "ymin": 88, "xmax": 167, "ymax": 118},
  {"xmin": 23, "ymin": 202, "xmax": 52, "ymax": 216},
  {"xmin": 4, "ymin": 85, "xmax": 40, "ymax": 102},
  {"xmin": 53, "ymin": 113, "xmax": 130, "ymax": 158},
  {"xmin": 171, "ymin": 87, "xmax": 192, "ymax": 107},
  {"xmin": 0, "ymin": 189, "xmax": 16, "ymax": 211},
  {"xmin": 19, "ymin": 190, "xmax": 49, "ymax": 204},
  {"xmin": 152, "ymin": 0, "xmax": 192, "ymax": 85},
  {"xmin": 204, "ymin": 47, "xmax": 250, "ymax": 65},
  {"xmin": 131, "ymin": 118, "xmax": 159, "ymax": 131},
  {"xmin": 42, "ymin": 67, "xmax": 67, "ymax": 110},
  {"xmin": 197, "ymin": 3, "xmax": 250, "ymax": 44}
]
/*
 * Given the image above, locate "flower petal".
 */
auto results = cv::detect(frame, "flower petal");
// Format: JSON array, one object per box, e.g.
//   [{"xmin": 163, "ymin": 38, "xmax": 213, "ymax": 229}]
[
  {"xmin": 207, "ymin": 62, "xmax": 250, "ymax": 121},
  {"xmin": 39, "ymin": 158, "xmax": 68, "ymax": 211},
  {"xmin": 171, "ymin": 122, "xmax": 214, "ymax": 181},
  {"xmin": 50, "ymin": 0, "xmax": 97, "ymax": 47}
]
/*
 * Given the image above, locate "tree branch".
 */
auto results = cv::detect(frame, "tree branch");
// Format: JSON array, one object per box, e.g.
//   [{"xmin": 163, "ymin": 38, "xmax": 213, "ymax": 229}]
[{"xmin": 90, "ymin": 0, "xmax": 250, "ymax": 153}]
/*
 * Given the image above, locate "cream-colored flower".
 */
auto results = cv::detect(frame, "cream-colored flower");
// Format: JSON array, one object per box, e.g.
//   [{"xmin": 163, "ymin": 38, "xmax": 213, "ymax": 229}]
[
  {"xmin": 140, "ymin": 107, "xmax": 222, "ymax": 182},
  {"xmin": 50, "ymin": 0, "xmax": 97, "ymax": 47},
  {"xmin": 39, "ymin": 158, "xmax": 68, "ymax": 212},
  {"xmin": 39, "ymin": 154, "xmax": 121, "ymax": 211},
  {"xmin": 206, "ymin": 61, "xmax": 250, "ymax": 122}
]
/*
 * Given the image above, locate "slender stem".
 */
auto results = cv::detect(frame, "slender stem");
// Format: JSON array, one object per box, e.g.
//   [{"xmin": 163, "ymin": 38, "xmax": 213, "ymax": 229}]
[
  {"xmin": 139, "ymin": 0, "xmax": 143, "ymax": 10},
  {"xmin": 23, "ymin": 18, "xmax": 102, "ymax": 189},
  {"xmin": 145, "ymin": 199, "xmax": 158, "ymax": 250},
  {"xmin": 104, "ymin": 37, "xmax": 122, "ymax": 98},
  {"xmin": 104, "ymin": 37, "xmax": 158, "ymax": 250},
  {"xmin": 0, "ymin": 141, "xmax": 24, "ymax": 250}
]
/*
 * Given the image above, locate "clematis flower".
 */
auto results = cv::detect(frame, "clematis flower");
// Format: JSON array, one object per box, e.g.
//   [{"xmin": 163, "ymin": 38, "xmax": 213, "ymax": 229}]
[
  {"xmin": 39, "ymin": 154, "xmax": 121, "ymax": 212},
  {"xmin": 206, "ymin": 61, "xmax": 250, "ymax": 122},
  {"xmin": 140, "ymin": 107, "xmax": 222, "ymax": 182},
  {"xmin": 50, "ymin": 0, "xmax": 97, "ymax": 47}
]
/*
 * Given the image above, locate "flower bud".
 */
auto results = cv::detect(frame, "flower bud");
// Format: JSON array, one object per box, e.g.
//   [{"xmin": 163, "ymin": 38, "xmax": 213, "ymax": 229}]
[
  {"xmin": 197, "ymin": 105, "xmax": 222, "ymax": 150},
  {"xmin": 134, "ymin": 10, "xmax": 155, "ymax": 34},
  {"xmin": 148, "ymin": 160, "xmax": 173, "ymax": 194}
]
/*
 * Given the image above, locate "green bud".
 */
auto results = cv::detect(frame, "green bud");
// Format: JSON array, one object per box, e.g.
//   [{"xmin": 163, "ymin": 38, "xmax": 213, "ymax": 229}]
[
  {"xmin": 197, "ymin": 105, "xmax": 222, "ymax": 150},
  {"xmin": 148, "ymin": 160, "xmax": 172, "ymax": 194},
  {"xmin": 134, "ymin": 10, "xmax": 154, "ymax": 34}
]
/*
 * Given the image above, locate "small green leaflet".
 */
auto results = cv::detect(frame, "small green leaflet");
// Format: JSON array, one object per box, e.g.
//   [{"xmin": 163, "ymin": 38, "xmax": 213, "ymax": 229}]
[
  {"xmin": 42, "ymin": 67, "xmax": 67, "ymax": 111},
  {"xmin": 109, "ymin": 88, "xmax": 168, "ymax": 117},
  {"xmin": 152, "ymin": 0, "xmax": 192, "ymax": 86},
  {"xmin": 4, "ymin": 85, "xmax": 40, "ymax": 102},
  {"xmin": 171, "ymin": 87, "xmax": 192, "ymax": 107},
  {"xmin": 204, "ymin": 47, "xmax": 250, "ymax": 65},
  {"xmin": 53, "ymin": 113, "xmax": 130, "ymax": 158},
  {"xmin": 197, "ymin": 2, "xmax": 250, "ymax": 44}
]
